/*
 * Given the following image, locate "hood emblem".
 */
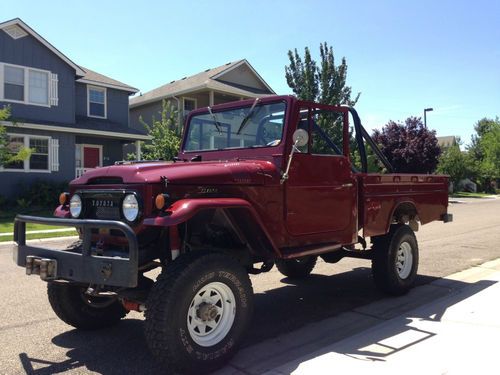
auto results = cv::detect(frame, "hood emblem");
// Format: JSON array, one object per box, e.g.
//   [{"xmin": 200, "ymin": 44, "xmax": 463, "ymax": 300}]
[{"xmin": 198, "ymin": 187, "xmax": 218, "ymax": 194}]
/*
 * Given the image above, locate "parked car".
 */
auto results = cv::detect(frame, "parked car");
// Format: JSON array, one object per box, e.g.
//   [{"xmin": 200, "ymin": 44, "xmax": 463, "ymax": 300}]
[{"xmin": 13, "ymin": 95, "xmax": 452, "ymax": 374}]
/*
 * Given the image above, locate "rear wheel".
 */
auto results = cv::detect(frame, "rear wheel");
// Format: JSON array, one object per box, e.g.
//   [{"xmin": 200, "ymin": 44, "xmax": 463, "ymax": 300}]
[
  {"xmin": 371, "ymin": 225, "xmax": 419, "ymax": 295},
  {"xmin": 145, "ymin": 251, "xmax": 253, "ymax": 374},
  {"xmin": 275, "ymin": 256, "xmax": 317, "ymax": 279},
  {"xmin": 47, "ymin": 282, "xmax": 127, "ymax": 330}
]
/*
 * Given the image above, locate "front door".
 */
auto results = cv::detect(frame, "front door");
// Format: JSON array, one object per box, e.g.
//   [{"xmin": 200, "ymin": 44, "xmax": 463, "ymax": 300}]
[
  {"xmin": 83, "ymin": 146, "xmax": 101, "ymax": 168},
  {"xmin": 285, "ymin": 106, "xmax": 357, "ymax": 243}
]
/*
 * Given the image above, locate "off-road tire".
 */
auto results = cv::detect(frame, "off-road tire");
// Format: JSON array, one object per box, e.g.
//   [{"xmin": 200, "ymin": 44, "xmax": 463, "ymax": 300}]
[
  {"xmin": 275, "ymin": 256, "xmax": 317, "ymax": 278},
  {"xmin": 47, "ymin": 282, "xmax": 127, "ymax": 330},
  {"xmin": 144, "ymin": 251, "xmax": 254, "ymax": 375},
  {"xmin": 371, "ymin": 224, "xmax": 419, "ymax": 296}
]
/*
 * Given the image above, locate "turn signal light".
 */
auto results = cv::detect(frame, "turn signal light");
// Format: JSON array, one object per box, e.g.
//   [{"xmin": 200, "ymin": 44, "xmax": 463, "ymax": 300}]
[
  {"xmin": 59, "ymin": 192, "xmax": 69, "ymax": 206},
  {"xmin": 155, "ymin": 193, "xmax": 170, "ymax": 210}
]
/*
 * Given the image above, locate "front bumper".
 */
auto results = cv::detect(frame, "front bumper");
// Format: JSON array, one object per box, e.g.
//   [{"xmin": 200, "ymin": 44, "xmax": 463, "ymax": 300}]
[{"xmin": 13, "ymin": 215, "xmax": 138, "ymax": 288}]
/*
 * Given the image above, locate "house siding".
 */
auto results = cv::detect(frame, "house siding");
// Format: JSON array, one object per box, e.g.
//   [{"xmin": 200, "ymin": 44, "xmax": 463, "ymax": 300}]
[
  {"xmin": 0, "ymin": 127, "xmax": 75, "ymax": 198},
  {"xmin": 0, "ymin": 31, "xmax": 76, "ymax": 124},
  {"xmin": 130, "ymin": 101, "xmax": 162, "ymax": 133}
]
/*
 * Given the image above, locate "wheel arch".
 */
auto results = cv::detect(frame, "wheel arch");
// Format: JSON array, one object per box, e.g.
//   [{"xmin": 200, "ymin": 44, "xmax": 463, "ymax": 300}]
[
  {"xmin": 386, "ymin": 200, "xmax": 419, "ymax": 233},
  {"xmin": 143, "ymin": 198, "xmax": 280, "ymax": 259}
]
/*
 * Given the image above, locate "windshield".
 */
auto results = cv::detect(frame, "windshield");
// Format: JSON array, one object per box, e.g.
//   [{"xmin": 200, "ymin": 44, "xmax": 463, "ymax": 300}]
[{"xmin": 183, "ymin": 101, "xmax": 286, "ymax": 152}]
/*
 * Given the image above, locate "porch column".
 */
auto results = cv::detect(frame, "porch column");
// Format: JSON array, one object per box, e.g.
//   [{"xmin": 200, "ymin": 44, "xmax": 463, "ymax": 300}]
[
  {"xmin": 135, "ymin": 140, "xmax": 141, "ymax": 160},
  {"xmin": 209, "ymin": 90, "xmax": 214, "ymax": 106}
]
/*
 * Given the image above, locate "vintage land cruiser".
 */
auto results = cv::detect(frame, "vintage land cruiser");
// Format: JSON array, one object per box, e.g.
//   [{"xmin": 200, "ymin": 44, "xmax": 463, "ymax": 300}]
[{"xmin": 13, "ymin": 95, "xmax": 452, "ymax": 374}]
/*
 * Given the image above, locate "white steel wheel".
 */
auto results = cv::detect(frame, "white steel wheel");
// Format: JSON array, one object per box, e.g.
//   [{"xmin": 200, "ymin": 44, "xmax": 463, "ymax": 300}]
[
  {"xmin": 396, "ymin": 241, "xmax": 413, "ymax": 279},
  {"xmin": 187, "ymin": 281, "xmax": 236, "ymax": 347}
]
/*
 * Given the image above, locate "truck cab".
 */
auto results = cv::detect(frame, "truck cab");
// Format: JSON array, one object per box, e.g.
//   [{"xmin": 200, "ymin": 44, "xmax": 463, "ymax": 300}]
[{"xmin": 13, "ymin": 95, "xmax": 452, "ymax": 374}]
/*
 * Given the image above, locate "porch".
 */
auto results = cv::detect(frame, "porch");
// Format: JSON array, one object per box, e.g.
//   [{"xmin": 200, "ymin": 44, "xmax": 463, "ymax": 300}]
[{"xmin": 74, "ymin": 139, "xmax": 142, "ymax": 178}]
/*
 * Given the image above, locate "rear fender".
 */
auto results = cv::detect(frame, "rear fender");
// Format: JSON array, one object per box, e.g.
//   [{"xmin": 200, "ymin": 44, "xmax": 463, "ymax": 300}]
[{"xmin": 143, "ymin": 198, "xmax": 280, "ymax": 258}]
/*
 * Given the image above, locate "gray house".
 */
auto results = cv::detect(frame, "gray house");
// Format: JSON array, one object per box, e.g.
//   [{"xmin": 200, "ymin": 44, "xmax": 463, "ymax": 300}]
[
  {"xmin": 0, "ymin": 18, "xmax": 149, "ymax": 198},
  {"xmin": 129, "ymin": 59, "xmax": 275, "ymax": 133}
]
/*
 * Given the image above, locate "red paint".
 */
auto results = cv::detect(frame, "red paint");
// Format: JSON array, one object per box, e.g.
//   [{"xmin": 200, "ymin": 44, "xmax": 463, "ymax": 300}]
[{"xmin": 67, "ymin": 95, "xmax": 450, "ymax": 259}]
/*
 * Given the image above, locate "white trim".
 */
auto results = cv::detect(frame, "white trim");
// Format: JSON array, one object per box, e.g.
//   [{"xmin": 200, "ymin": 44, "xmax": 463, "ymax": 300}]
[
  {"xmin": 87, "ymin": 85, "xmax": 107, "ymax": 119},
  {"xmin": 77, "ymin": 78, "xmax": 138, "ymax": 93},
  {"xmin": 1, "ymin": 62, "xmax": 51, "ymax": 107},
  {"xmin": 81, "ymin": 144, "xmax": 103, "ymax": 168},
  {"xmin": 0, "ymin": 18, "xmax": 85, "ymax": 76},
  {"xmin": 0, "ymin": 132, "xmax": 51, "ymax": 173},
  {"xmin": 210, "ymin": 59, "xmax": 276, "ymax": 94},
  {"xmin": 0, "ymin": 120, "xmax": 151, "ymax": 141}
]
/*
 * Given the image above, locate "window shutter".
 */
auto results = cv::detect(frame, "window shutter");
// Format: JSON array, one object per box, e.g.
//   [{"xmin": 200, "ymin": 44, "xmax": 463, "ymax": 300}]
[
  {"xmin": 49, "ymin": 73, "xmax": 58, "ymax": 106},
  {"xmin": 50, "ymin": 138, "xmax": 59, "ymax": 171}
]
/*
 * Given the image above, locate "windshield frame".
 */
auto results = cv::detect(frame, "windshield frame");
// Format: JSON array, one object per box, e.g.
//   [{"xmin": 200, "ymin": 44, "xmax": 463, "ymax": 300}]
[{"xmin": 180, "ymin": 97, "xmax": 289, "ymax": 155}]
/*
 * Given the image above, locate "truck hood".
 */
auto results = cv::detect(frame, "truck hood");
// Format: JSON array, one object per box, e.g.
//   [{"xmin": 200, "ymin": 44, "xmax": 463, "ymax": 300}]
[{"xmin": 71, "ymin": 160, "xmax": 280, "ymax": 186}]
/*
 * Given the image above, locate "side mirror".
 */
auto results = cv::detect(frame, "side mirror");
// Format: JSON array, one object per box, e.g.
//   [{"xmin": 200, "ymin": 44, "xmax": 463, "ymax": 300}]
[
  {"xmin": 281, "ymin": 129, "xmax": 309, "ymax": 184},
  {"xmin": 292, "ymin": 129, "xmax": 309, "ymax": 148}
]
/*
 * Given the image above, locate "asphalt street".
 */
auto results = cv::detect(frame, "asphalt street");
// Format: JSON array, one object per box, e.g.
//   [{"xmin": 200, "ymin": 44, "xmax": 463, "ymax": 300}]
[{"xmin": 0, "ymin": 198, "xmax": 498, "ymax": 374}]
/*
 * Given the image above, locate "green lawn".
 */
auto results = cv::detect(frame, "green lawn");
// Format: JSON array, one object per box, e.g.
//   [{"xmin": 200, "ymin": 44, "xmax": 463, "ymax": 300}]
[
  {"xmin": 0, "ymin": 208, "xmax": 77, "ymax": 242},
  {"xmin": 451, "ymin": 192, "xmax": 499, "ymax": 198}
]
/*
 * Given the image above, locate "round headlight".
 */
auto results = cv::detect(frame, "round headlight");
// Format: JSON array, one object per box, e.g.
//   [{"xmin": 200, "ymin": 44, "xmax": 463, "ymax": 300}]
[
  {"xmin": 122, "ymin": 194, "xmax": 139, "ymax": 222},
  {"xmin": 70, "ymin": 194, "xmax": 82, "ymax": 218}
]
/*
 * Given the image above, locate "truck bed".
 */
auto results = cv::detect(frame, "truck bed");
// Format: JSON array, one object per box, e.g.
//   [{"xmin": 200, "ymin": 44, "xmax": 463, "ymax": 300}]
[{"xmin": 359, "ymin": 173, "xmax": 449, "ymax": 237}]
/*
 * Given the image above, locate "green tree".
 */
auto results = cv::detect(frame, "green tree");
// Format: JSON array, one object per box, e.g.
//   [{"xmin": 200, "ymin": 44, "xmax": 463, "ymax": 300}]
[
  {"xmin": 436, "ymin": 143, "xmax": 468, "ymax": 190},
  {"xmin": 285, "ymin": 42, "xmax": 360, "ymax": 105},
  {"xmin": 0, "ymin": 106, "xmax": 31, "ymax": 167},
  {"xmin": 285, "ymin": 42, "xmax": 360, "ymax": 156},
  {"xmin": 140, "ymin": 99, "xmax": 182, "ymax": 161},
  {"xmin": 466, "ymin": 117, "xmax": 500, "ymax": 192}
]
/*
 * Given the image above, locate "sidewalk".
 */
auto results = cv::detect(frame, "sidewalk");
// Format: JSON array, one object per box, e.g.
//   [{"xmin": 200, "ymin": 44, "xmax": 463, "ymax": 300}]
[{"xmin": 217, "ymin": 258, "xmax": 500, "ymax": 375}]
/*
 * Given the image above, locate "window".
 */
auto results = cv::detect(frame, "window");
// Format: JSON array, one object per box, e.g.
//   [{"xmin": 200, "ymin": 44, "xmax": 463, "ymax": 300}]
[
  {"xmin": 29, "ymin": 138, "xmax": 49, "ymax": 170},
  {"xmin": 88, "ymin": 86, "xmax": 106, "ymax": 118},
  {"xmin": 28, "ymin": 70, "xmax": 49, "ymax": 105},
  {"xmin": 183, "ymin": 98, "xmax": 196, "ymax": 117},
  {"xmin": 0, "ymin": 63, "xmax": 56, "ymax": 106},
  {"xmin": 184, "ymin": 101, "xmax": 286, "ymax": 152},
  {"xmin": 4, "ymin": 65, "xmax": 24, "ymax": 101},
  {"xmin": 1, "ymin": 134, "xmax": 56, "ymax": 173},
  {"xmin": 310, "ymin": 110, "xmax": 345, "ymax": 156}
]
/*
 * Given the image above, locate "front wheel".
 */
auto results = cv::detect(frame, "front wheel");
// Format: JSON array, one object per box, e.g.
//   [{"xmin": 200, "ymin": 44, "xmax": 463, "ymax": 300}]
[
  {"xmin": 371, "ymin": 225, "xmax": 419, "ymax": 295},
  {"xmin": 144, "ymin": 251, "xmax": 253, "ymax": 374},
  {"xmin": 47, "ymin": 282, "xmax": 127, "ymax": 330}
]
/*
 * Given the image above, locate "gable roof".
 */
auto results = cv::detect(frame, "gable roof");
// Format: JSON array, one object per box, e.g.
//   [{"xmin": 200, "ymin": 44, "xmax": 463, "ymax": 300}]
[
  {"xmin": 1, "ymin": 18, "xmax": 138, "ymax": 94},
  {"xmin": 437, "ymin": 136, "xmax": 458, "ymax": 148},
  {"xmin": 0, "ymin": 18, "xmax": 86, "ymax": 76},
  {"xmin": 78, "ymin": 67, "xmax": 138, "ymax": 93},
  {"xmin": 130, "ymin": 59, "xmax": 275, "ymax": 108}
]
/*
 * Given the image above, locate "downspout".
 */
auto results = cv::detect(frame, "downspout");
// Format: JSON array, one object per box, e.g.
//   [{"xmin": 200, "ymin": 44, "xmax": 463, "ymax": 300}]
[{"xmin": 172, "ymin": 95, "xmax": 181, "ymax": 136}]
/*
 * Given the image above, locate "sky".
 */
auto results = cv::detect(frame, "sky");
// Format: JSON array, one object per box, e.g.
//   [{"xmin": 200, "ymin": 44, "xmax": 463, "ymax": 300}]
[{"xmin": 2, "ymin": 0, "xmax": 499, "ymax": 146}]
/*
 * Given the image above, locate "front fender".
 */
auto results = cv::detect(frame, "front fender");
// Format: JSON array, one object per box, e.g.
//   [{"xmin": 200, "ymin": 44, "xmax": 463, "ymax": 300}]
[
  {"xmin": 143, "ymin": 198, "xmax": 253, "ymax": 226},
  {"xmin": 143, "ymin": 198, "xmax": 280, "ymax": 257}
]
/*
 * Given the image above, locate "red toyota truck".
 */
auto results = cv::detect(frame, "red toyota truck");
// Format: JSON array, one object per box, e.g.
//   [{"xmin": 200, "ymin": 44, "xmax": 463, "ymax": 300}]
[{"xmin": 13, "ymin": 95, "xmax": 452, "ymax": 374}]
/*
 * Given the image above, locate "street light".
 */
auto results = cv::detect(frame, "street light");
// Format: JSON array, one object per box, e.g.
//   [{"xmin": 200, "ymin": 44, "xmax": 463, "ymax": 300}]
[{"xmin": 424, "ymin": 108, "xmax": 433, "ymax": 127}]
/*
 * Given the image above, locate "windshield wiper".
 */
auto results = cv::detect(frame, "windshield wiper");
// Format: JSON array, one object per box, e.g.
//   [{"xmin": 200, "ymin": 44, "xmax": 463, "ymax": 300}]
[
  {"xmin": 207, "ymin": 106, "xmax": 222, "ymax": 134},
  {"xmin": 237, "ymin": 98, "xmax": 260, "ymax": 135}
]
